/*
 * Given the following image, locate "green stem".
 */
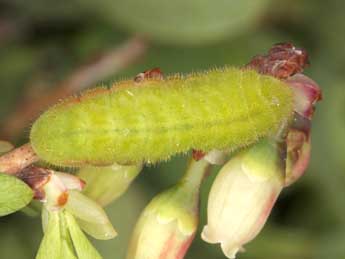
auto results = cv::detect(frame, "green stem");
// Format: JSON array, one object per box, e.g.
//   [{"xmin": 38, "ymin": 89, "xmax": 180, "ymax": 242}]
[{"xmin": 180, "ymin": 158, "xmax": 211, "ymax": 196}]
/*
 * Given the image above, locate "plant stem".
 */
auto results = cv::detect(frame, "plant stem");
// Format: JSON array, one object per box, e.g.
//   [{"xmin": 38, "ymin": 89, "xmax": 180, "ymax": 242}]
[
  {"xmin": 180, "ymin": 158, "xmax": 211, "ymax": 197},
  {"xmin": 0, "ymin": 143, "xmax": 38, "ymax": 174}
]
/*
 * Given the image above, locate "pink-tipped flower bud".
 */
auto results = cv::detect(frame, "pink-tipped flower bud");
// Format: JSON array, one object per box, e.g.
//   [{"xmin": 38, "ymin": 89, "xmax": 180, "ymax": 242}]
[
  {"xmin": 285, "ymin": 73, "xmax": 322, "ymax": 119},
  {"xmin": 201, "ymin": 139, "xmax": 285, "ymax": 259},
  {"xmin": 283, "ymin": 73, "xmax": 321, "ymax": 185},
  {"xmin": 127, "ymin": 159, "xmax": 210, "ymax": 259}
]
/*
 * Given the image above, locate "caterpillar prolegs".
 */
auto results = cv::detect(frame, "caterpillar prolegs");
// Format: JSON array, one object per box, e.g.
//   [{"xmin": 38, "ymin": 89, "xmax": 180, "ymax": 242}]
[{"xmin": 30, "ymin": 67, "xmax": 294, "ymax": 167}]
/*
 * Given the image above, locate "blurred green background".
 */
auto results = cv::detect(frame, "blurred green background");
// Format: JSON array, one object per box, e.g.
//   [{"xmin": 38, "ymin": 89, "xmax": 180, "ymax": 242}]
[{"xmin": 0, "ymin": 0, "xmax": 344, "ymax": 258}]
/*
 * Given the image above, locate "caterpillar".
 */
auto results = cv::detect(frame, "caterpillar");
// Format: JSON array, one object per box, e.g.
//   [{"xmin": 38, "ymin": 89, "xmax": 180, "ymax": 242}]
[{"xmin": 30, "ymin": 67, "xmax": 294, "ymax": 167}]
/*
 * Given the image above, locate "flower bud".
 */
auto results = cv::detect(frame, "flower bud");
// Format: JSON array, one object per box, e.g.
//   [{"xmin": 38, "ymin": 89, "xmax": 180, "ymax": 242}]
[
  {"xmin": 127, "ymin": 159, "xmax": 210, "ymax": 259},
  {"xmin": 285, "ymin": 73, "xmax": 322, "ymax": 119},
  {"xmin": 282, "ymin": 73, "xmax": 321, "ymax": 185},
  {"xmin": 78, "ymin": 163, "xmax": 142, "ymax": 206},
  {"xmin": 201, "ymin": 139, "xmax": 285, "ymax": 259},
  {"xmin": 285, "ymin": 128, "xmax": 311, "ymax": 186}
]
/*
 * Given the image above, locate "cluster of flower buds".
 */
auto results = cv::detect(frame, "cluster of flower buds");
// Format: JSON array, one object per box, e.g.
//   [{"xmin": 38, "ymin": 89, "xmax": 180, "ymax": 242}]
[
  {"xmin": 124, "ymin": 43, "xmax": 322, "ymax": 259},
  {"xmin": 246, "ymin": 43, "xmax": 322, "ymax": 186},
  {"xmin": 199, "ymin": 43, "xmax": 322, "ymax": 258}
]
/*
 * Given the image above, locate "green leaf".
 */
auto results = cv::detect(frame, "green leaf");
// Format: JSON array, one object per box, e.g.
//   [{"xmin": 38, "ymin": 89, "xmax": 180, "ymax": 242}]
[
  {"xmin": 97, "ymin": 0, "xmax": 271, "ymax": 44},
  {"xmin": 64, "ymin": 211, "xmax": 102, "ymax": 259},
  {"xmin": 0, "ymin": 173, "xmax": 33, "ymax": 216},
  {"xmin": 36, "ymin": 211, "xmax": 62, "ymax": 259}
]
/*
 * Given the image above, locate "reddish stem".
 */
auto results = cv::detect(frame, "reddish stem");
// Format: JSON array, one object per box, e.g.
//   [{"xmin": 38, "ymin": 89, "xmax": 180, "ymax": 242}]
[{"xmin": 0, "ymin": 143, "xmax": 39, "ymax": 175}]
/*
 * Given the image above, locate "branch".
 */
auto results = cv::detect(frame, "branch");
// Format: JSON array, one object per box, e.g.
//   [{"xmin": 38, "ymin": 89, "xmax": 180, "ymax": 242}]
[{"xmin": 0, "ymin": 143, "xmax": 39, "ymax": 175}]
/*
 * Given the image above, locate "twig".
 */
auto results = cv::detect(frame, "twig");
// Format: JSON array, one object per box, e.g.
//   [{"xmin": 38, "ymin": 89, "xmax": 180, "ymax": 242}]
[
  {"xmin": 0, "ymin": 143, "xmax": 39, "ymax": 175},
  {"xmin": 2, "ymin": 36, "xmax": 148, "ymax": 139}
]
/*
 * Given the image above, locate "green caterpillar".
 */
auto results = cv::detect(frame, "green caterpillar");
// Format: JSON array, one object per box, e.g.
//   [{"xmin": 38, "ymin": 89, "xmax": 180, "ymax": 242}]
[{"xmin": 30, "ymin": 67, "xmax": 293, "ymax": 167}]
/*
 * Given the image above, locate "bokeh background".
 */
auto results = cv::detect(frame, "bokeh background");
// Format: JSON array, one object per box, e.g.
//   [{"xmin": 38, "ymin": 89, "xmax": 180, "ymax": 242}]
[{"xmin": 0, "ymin": 0, "xmax": 344, "ymax": 258}]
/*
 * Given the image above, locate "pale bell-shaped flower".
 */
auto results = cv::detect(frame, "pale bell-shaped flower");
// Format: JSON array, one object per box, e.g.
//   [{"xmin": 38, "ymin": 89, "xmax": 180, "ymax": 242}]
[
  {"xmin": 201, "ymin": 139, "xmax": 285, "ymax": 259},
  {"xmin": 127, "ymin": 159, "xmax": 210, "ymax": 259}
]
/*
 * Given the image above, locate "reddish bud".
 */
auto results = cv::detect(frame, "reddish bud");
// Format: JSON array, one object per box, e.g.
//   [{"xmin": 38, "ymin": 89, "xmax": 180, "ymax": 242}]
[
  {"xmin": 285, "ymin": 73, "xmax": 322, "ymax": 119},
  {"xmin": 246, "ymin": 42, "xmax": 309, "ymax": 79},
  {"xmin": 17, "ymin": 166, "xmax": 51, "ymax": 200},
  {"xmin": 192, "ymin": 150, "xmax": 206, "ymax": 161},
  {"xmin": 285, "ymin": 129, "xmax": 311, "ymax": 186},
  {"xmin": 134, "ymin": 67, "xmax": 164, "ymax": 82}
]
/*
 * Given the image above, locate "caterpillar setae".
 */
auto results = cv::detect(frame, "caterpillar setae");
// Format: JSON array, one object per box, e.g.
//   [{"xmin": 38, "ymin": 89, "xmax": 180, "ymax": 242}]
[{"xmin": 30, "ymin": 67, "xmax": 294, "ymax": 167}]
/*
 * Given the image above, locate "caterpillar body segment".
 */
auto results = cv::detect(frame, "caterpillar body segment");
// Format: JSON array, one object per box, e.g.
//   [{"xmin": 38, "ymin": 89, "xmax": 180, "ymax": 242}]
[{"xmin": 30, "ymin": 67, "xmax": 294, "ymax": 167}]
